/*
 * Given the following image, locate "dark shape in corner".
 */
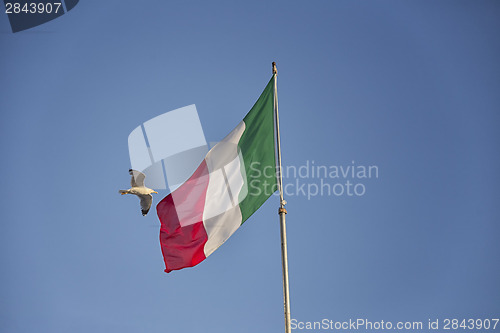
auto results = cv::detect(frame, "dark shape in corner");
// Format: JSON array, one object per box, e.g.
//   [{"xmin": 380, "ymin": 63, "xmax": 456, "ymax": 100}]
[{"xmin": 4, "ymin": 0, "xmax": 79, "ymax": 33}]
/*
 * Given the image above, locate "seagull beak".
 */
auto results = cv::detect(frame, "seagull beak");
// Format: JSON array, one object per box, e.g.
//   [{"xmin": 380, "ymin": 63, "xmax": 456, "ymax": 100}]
[{"xmin": 153, "ymin": 191, "xmax": 158, "ymax": 194}]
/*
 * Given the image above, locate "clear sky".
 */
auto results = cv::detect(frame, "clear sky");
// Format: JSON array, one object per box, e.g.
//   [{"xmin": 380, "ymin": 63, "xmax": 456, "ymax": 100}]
[{"xmin": 1, "ymin": 1, "xmax": 499, "ymax": 332}]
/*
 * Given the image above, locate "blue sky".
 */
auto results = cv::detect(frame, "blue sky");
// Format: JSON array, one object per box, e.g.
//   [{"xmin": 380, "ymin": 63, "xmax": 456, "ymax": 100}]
[{"xmin": 1, "ymin": 1, "xmax": 499, "ymax": 332}]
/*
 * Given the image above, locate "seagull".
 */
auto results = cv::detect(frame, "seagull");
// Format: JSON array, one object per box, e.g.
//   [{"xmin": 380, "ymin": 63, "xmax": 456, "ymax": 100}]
[{"xmin": 119, "ymin": 169, "xmax": 158, "ymax": 216}]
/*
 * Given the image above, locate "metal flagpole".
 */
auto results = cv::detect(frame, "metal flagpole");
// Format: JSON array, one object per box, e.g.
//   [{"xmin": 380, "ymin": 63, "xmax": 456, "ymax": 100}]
[{"xmin": 272, "ymin": 61, "xmax": 291, "ymax": 333}]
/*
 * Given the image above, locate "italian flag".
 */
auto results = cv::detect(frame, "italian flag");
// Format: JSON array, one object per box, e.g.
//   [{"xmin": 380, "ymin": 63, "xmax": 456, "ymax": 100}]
[{"xmin": 157, "ymin": 77, "xmax": 277, "ymax": 273}]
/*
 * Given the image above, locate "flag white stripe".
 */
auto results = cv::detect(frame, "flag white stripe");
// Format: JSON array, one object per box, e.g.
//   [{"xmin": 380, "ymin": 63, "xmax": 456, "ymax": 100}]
[{"xmin": 203, "ymin": 121, "xmax": 246, "ymax": 256}]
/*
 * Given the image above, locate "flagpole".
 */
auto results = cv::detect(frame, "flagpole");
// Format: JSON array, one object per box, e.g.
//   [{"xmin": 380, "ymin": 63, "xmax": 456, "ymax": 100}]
[{"xmin": 273, "ymin": 61, "xmax": 291, "ymax": 333}]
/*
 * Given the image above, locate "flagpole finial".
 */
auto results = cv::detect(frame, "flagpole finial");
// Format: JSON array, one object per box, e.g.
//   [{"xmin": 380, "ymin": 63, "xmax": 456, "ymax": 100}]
[{"xmin": 272, "ymin": 62, "xmax": 277, "ymax": 75}]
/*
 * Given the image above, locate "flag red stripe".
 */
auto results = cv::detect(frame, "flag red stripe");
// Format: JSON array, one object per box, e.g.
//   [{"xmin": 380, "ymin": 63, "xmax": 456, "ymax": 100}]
[{"xmin": 157, "ymin": 160, "xmax": 210, "ymax": 273}]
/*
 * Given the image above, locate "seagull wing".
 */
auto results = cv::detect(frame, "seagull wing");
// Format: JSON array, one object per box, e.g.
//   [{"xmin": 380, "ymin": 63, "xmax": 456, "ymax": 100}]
[
  {"xmin": 139, "ymin": 194, "xmax": 153, "ymax": 216},
  {"xmin": 129, "ymin": 169, "xmax": 146, "ymax": 187}
]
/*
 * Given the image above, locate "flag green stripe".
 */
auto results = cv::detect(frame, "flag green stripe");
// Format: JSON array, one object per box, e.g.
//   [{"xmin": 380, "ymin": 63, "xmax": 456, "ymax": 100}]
[{"xmin": 238, "ymin": 77, "xmax": 277, "ymax": 223}]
